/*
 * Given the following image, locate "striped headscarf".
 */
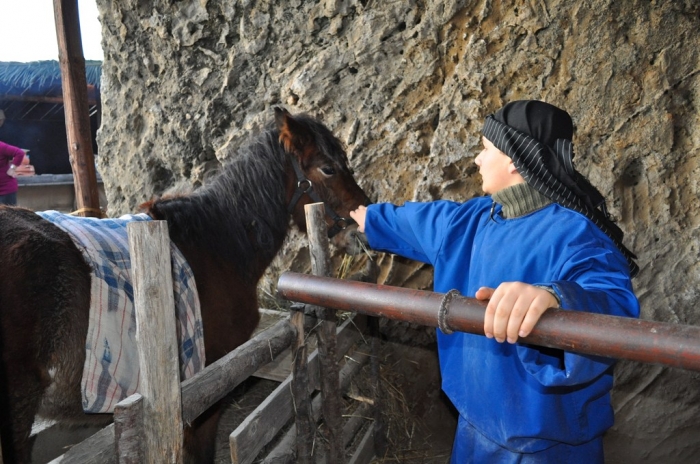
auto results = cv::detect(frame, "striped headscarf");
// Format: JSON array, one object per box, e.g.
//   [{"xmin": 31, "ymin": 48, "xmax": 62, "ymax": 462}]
[{"xmin": 482, "ymin": 100, "xmax": 639, "ymax": 277}]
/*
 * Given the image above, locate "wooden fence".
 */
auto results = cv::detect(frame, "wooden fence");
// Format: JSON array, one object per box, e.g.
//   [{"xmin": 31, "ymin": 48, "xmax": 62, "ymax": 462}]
[{"xmin": 32, "ymin": 202, "xmax": 379, "ymax": 464}]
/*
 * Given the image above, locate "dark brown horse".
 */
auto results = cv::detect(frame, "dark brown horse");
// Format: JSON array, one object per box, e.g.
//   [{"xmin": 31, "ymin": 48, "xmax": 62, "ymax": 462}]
[{"xmin": 0, "ymin": 108, "xmax": 369, "ymax": 463}]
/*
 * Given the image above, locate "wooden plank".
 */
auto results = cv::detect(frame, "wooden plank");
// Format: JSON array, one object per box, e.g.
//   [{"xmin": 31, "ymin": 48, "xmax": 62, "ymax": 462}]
[
  {"xmin": 114, "ymin": 394, "xmax": 144, "ymax": 464},
  {"xmin": 181, "ymin": 318, "xmax": 295, "ymax": 424},
  {"xmin": 291, "ymin": 308, "xmax": 314, "ymax": 464},
  {"xmin": 251, "ymin": 349, "xmax": 294, "ymax": 382},
  {"xmin": 230, "ymin": 315, "xmax": 363, "ymax": 464},
  {"xmin": 341, "ymin": 403, "xmax": 373, "ymax": 451},
  {"xmin": 305, "ymin": 202, "xmax": 343, "ymax": 463},
  {"xmin": 128, "ymin": 221, "xmax": 183, "ymax": 464},
  {"xmin": 251, "ymin": 309, "xmax": 296, "ymax": 381},
  {"xmin": 47, "ymin": 425, "xmax": 116, "ymax": 464},
  {"xmin": 347, "ymin": 426, "xmax": 375, "ymax": 464},
  {"xmin": 53, "ymin": 0, "xmax": 101, "ymax": 217},
  {"xmin": 230, "ymin": 375, "xmax": 295, "ymax": 464}
]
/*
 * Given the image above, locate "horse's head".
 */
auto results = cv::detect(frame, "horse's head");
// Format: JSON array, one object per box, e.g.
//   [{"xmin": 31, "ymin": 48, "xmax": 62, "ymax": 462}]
[{"xmin": 275, "ymin": 107, "xmax": 370, "ymax": 255}]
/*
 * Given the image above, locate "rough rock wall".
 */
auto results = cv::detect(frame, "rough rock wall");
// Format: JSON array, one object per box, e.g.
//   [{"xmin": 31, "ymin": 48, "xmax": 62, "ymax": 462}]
[{"xmin": 95, "ymin": 0, "xmax": 700, "ymax": 461}]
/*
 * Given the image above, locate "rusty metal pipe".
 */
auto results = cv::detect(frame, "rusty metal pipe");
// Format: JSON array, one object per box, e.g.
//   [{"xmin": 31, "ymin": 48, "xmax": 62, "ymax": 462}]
[{"xmin": 277, "ymin": 272, "xmax": 700, "ymax": 372}]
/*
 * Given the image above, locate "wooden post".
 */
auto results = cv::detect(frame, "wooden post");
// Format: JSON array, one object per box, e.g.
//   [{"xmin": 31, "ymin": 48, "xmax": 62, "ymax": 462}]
[
  {"xmin": 290, "ymin": 306, "xmax": 314, "ymax": 464},
  {"xmin": 304, "ymin": 202, "xmax": 343, "ymax": 463},
  {"xmin": 128, "ymin": 221, "xmax": 183, "ymax": 464},
  {"xmin": 53, "ymin": 0, "xmax": 101, "ymax": 217},
  {"xmin": 114, "ymin": 394, "xmax": 145, "ymax": 464}
]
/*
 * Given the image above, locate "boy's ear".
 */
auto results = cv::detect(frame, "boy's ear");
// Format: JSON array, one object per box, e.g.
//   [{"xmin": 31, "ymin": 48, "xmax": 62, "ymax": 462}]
[{"xmin": 507, "ymin": 160, "xmax": 520, "ymax": 175}]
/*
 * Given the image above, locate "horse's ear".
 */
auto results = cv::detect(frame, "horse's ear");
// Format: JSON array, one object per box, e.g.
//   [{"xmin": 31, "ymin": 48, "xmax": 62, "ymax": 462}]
[
  {"xmin": 139, "ymin": 199, "xmax": 161, "ymax": 218},
  {"xmin": 275, "ymin": 107, "xmax": 312, "ymax": 158}
]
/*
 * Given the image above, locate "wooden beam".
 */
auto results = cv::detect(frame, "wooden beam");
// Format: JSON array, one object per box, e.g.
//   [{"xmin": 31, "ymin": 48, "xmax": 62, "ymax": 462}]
[
  {"xmin": 47, "ymin": 426, "xmax": 116, "ymax": 464},
  {"xmin": 305, "ymin": 202, "xmax": 344, "ymax": 463},
  {"xmin": 53, "ymin": 0, "xmax": 101, "ymax": 217},
  {"xmin": 0, "ymin": 94, "xmax": 98, "ymax": 106},
  {"xmin": 348, "ymin": 426, "xmax": 375, "ymax": 464},
  {"xmin": 291, "ymin": 307, "xmax": 314, "ymax": 464},
  {"xmin": 128, "ymin": 222, "xmax": 183, "ymax": 464},
  {"xmin": 114, "ymin": 394, "xmax": 145, "ymax": 464}
]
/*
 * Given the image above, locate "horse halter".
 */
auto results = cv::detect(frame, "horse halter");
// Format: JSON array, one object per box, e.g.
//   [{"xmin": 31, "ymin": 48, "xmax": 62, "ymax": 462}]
[{"xmin": 287, "ymin": 154, "xmax": 355, "ymax": 239}]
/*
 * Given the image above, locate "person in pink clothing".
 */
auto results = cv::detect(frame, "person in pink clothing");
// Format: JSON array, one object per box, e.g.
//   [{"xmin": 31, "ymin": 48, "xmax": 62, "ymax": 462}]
[{"xmin": 0, "ymin": 140, "xmax": 26, "ymax": 205}]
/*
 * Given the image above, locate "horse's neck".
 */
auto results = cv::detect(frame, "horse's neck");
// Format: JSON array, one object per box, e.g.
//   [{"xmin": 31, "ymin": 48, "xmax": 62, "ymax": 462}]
[{"xmin": 156, "ymin": 157, "xmax": 291, "ymax": 285}]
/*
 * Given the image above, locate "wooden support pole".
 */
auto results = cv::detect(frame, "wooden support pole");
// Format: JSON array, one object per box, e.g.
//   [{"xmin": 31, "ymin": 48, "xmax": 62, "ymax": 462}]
[
  {"xmin": 304, "ymin": 202, "xmax": 344, "ymax": 464},
  {"xmin": 128, "ymin": 221, "xmax": 183, "ymax": 464},
  {"xmin": 291, "ymin": 306, "xmax": 314, "ymax": 464},
  {"xmin": 114, "ymin": 394, "xmax": 144, "ymax": 464},
  {"xmin": 53, "ymin": 0, "xmax": 101, "ymax": 217}
]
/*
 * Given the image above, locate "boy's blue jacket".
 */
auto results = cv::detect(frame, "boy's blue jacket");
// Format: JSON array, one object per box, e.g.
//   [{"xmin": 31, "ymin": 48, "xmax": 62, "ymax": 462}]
[{"xmin": 364, "ymin": 197, "xmax": 639, "ymax": 453}]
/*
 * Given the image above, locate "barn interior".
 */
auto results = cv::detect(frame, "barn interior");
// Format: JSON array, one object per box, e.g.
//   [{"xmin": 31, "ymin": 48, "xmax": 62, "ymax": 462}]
[{"xmin": 2, "ymin": 1, "xmax": 700, "ymax": 463}]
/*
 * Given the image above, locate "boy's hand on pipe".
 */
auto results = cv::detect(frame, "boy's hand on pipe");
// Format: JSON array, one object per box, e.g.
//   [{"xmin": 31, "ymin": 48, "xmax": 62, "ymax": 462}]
[{"xmin": 476, "ymin": 283, "xmax": 559, "ymax": 344}]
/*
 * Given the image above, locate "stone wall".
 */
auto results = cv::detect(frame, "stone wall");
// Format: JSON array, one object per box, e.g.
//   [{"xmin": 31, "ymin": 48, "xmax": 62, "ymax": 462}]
[{"xmin": 95, "ymin": 0, "xmax": 700, "ymax": 461}]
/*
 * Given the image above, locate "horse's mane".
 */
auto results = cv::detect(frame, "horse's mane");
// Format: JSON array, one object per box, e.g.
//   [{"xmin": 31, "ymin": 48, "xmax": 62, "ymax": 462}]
[{"xmin": 149, "ymin": 113, "xmax": 348, "ymax": 282}]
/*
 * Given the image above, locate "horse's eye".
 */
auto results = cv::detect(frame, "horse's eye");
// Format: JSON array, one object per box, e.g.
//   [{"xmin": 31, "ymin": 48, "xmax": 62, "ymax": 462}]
[{"xmin": 320, "ymin": 166, "xmax": 336, "ymax": 176}]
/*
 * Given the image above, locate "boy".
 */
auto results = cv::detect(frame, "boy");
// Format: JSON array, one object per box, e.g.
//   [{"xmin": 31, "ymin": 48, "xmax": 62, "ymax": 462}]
[{"xmin": 350, "ymin": 100, "xmax": 639, "ymax": 463}]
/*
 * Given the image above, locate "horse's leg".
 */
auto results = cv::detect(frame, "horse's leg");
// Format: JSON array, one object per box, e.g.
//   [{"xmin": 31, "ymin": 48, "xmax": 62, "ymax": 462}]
[
  {"xmin": 183, "ymin": 400, "xmax": 226, "ymax": 464},
  {"xmin": 0, "ymin": 289, "xmax": 49, "ymax": 463},
  {"xmin": 0, "ymin": 356, "xmax": 46, "ymax": 463},
  {"xmin": 176, "ymin": 254, "xmax": 263, "ymax": 462}
]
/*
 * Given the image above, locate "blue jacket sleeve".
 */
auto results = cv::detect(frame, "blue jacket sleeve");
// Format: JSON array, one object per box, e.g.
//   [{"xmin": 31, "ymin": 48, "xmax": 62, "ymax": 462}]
[
  {"xmin": 364, "ymin": 201, "xmax": 461, "ymax": 265},
  {"xmin": 517, "ymin": 245, "xmax": 640, "ymax": 387}
]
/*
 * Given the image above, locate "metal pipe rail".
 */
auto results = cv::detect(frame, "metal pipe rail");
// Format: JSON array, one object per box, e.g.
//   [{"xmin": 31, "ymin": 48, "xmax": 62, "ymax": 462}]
[{"xmin": 277, "ymin": 272, "xmax": 700, "ymax": 372}]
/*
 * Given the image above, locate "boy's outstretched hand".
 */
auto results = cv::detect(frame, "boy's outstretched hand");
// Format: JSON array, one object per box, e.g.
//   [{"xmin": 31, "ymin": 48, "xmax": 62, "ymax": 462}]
[
  {"xmin": 476, "ymin": 283, "xmax": 559, "ymax": 344},
  {"xmin": 349, "ymin": 205, "xmax": 367, "ymax": 233}
]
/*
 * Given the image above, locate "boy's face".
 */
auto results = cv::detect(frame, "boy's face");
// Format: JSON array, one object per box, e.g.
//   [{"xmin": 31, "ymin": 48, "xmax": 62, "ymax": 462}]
[{"xmin": 475, "ymin": 136, "xmax": 524, "ymax": 194}]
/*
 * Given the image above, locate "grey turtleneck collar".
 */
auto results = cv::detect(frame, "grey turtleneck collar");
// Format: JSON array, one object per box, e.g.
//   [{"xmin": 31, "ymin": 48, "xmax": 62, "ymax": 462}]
[{"xmin": 491, "ymin": 182, "xmax": 552, "ymax": 218}]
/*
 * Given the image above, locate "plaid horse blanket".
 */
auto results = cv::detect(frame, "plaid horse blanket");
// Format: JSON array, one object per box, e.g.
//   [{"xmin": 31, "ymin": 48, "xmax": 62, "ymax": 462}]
[{"xmin": 38, "ymin": 211, "xmax": 205, "ymax": 413}]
